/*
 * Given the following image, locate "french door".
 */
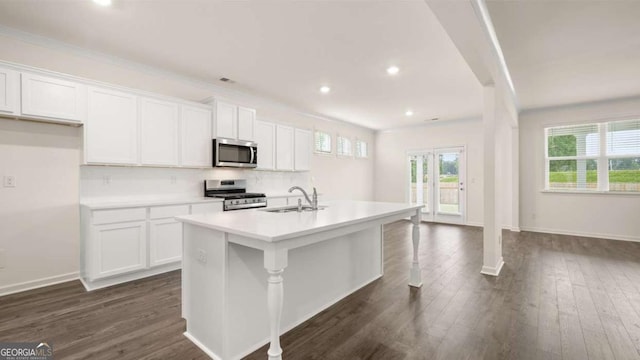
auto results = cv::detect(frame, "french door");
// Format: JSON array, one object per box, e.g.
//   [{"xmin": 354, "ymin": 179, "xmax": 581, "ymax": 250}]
[{"xmin": 408, "ymin": 147, "xmax": 465, "ymax": 224}]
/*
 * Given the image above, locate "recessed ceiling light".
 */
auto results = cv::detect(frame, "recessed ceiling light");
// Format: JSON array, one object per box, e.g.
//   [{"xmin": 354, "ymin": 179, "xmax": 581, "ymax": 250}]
[
  {"xmin": 386, "ymin": 66, "xmax": 400, "ymax": 75},
  {"xmin": 92, "ymin": 0, "xmax": 112, "ymax": 6},
  {"xmin": 319, "ymin": 86, "xmax": 331, "ymax": 94},
  {"xmin": 405, "ymin": 110, "xmax": 414, "ymax": 117}
]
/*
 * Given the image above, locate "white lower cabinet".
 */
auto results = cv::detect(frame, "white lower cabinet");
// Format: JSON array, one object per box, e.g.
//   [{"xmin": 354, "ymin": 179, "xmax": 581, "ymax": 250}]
[
  {"xmin": 92, "ymin": 221, "xmax": 147, "ymax": 280},
  {"xmin": 81, "ymin": 201, "xmax": 223, "ymax": 290},
  {"xmin": 149, "ymin": 218, "xmax": 182, "ymax": 266}
]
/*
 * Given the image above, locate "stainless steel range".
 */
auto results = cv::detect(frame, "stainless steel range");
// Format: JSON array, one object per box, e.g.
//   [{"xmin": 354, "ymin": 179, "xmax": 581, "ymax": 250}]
[{"xmin": 204, "ymin": 179, "xmax": 267, "ymax": 211}]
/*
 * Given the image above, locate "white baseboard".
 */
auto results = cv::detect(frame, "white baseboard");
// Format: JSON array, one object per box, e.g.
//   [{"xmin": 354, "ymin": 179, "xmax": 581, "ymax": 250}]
[
  {"xmin": 519, "ymin": 226, "xmax": 640, "ymax": 243},
  {"xmin": 480, "ymin": 258, "xmax": 504, "ymax": 277},
  {"xmin": 0, "ymin": 272, "xmax": 79, "ymax": 297},
  {"xmin": 183, "ymin": 332, "xmax": 224, "ymax": 360}
]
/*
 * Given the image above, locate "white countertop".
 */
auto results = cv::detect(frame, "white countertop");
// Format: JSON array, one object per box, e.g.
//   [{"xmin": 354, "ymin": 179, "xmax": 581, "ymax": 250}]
[
  {"xmin": 80, "ymin": 197, "xmax": 224, "ymax": 210},
  {"xmin": 176, "ymin": 200, "xmax": 423, "ymax": 242}
]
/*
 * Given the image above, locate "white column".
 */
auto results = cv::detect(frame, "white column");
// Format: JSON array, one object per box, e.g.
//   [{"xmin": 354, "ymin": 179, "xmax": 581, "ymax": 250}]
[
  {"xmin": 481, "ymin": 85, "xmax": 505, "ymax": 276},
  {"xmin": 264, "ymin": 248, "xmax": 288, "ymax": 360},
  {"xmin": 409, "ymin": 209, "xmax": 422, "ymax": 287},
  {"xmin": 511, "ymin": 126, "xmax": 520, "ymax": 232}
]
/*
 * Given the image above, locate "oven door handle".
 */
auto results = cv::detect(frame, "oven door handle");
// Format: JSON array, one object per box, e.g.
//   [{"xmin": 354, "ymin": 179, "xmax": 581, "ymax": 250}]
[{"xmin": 250, "ymin": 147, "xmax": 255, "ymax": 164}]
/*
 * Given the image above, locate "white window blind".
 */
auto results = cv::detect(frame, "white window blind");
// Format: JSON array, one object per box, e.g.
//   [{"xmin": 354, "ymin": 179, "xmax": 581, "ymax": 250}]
[
  {"xmin": 314, "ymin": 131, "xmax": 332, "ymax": 154},
  {"xmin": 545, "ymin": 119, "xmax": 640, "ymax": 192},
  {"xmin": 606, "ymin": 119, "xmax": 640, "ymax": 156},
  {"xmin": 336, "ymin": 136, "xmax": 352, "ymax": 156},
  {"xmin": 606, "ymin": 119, "xmax": 640, "ymax": 192},
  {"xmin": 355, "ymin": 140, "xmax": 368, "ymax": 158}
]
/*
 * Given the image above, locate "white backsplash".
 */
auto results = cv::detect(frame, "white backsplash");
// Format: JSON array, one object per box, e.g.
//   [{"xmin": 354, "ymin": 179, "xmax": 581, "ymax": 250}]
[{"xmin": 80, "ymin": 166, "xmax": 311, "ymax": 202}]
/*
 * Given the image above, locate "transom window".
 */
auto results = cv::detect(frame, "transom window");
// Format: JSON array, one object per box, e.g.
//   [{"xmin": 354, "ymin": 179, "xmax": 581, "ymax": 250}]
[
  {"xmin": 314, "ymin": 131, "xmax": 332, "ymax": 154},
  {"xmin": 336, "ymin": 136, "xmax": 352, "ymax": 157},
  {"xmin": 545, "ymin": 119, "xmax": 640, "ymax": 192},
  {"xmin": 355, "ymin": 139, "xmax": 368, "ymax": 158}
]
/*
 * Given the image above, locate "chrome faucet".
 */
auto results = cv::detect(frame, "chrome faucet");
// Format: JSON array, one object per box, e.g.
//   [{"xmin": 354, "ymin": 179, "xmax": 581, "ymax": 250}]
[{"xmin": 288, "ymin": 186, "xmax": 318, "ymax": 210}]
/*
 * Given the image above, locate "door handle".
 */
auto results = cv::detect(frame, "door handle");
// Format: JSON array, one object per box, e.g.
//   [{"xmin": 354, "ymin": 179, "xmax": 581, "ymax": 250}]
[{"xmin": 250, "ymin": 147, "xmax": 255, "ymax": 164}]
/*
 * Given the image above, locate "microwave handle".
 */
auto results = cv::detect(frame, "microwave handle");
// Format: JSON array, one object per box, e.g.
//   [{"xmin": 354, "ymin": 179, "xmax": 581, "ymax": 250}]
[{"xmin": 250, "ymin": 147, "xmax": 255, "ymax": 164}]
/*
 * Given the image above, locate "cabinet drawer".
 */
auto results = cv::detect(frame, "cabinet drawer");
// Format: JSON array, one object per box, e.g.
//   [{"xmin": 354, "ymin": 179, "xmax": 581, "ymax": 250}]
[
  {"xmin": 150, "ymin": 204, "xmax": 190, "ymax": 219},
  {"xmin": 191, "ymin": 202, "xmax": 223, "ymax": 214},
  {"xmin": 92, "ymin": 208, "xmax": 146, "ymax": 225}
]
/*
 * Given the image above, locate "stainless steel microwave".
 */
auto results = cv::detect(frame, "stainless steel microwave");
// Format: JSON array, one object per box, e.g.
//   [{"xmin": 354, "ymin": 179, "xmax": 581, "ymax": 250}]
[{"xmin": 212, "ymin": 138, "xmax": 258, "ymax": 168}]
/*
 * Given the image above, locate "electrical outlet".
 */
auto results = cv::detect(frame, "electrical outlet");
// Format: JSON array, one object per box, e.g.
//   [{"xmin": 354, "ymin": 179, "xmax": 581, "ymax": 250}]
[
  {"xmin": 197, "ymin": 249, "xmax": 207, "ymax": 264},
  {"xmin": 170, "ymin": 176, "xmax": 177, "ymax": 184},
  {"xmin": 532, "ymin": 213, "xmax": 537, "ymax": 220},
  {"xmin": 0, "ymin": 249, "xmax": 5, "ymax": 269},
  {"xmin": 3, "ymin": 176, "xmax": 15, "ymax": 188},
  {"xmin": 102, "ymin": 175, "xmax": 111, "ymax": 185}
]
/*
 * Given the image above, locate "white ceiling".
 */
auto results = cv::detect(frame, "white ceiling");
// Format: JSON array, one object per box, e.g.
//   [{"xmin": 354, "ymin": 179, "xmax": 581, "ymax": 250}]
[
  {"xmin": 0, "ymin": 0, "xmax": 483, "ymax": 130},
  {"xmin": 487, "ymin": 1, "xmax": 640, "ymax": 110}
]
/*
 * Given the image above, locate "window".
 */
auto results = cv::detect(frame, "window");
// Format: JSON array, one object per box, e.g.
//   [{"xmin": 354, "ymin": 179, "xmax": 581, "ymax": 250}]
[
  {"xmin": 314, "ymin": 131, "xmax": 332, "ymax": 154},
  {"xmin": 545, "ymin": 119, "xmax": 640, "ymax": 192},
  {"xmin": 336, "ymin": 136, "xmax": 352, "ymax": 156},
  {"xmin": 355, "ymin": 139, "xmax": 368, "ymax": 158}
]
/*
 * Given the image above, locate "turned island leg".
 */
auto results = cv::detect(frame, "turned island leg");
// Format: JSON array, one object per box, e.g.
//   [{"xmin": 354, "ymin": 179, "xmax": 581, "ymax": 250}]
[
  {"xmin": 264, "ymin": 248, "xmax": 288, "ymax": 360},
  {"xmin": 409, "ymin": 209, "xmax": 423, "ymax": 287},
  {"xmin": 267, "ymin": 269, "xmax": 284, "ymax": 360}
]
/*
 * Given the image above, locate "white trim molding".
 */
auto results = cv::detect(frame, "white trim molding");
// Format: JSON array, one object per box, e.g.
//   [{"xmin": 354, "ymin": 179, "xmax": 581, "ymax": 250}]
[
  {"xmin": 520, "ymin": 226, "xmax": 640, "ymax": 243},
  {"xmin": 0, "ymin": 272, "xmax": 79, "ymax": 297},
  {"xmin": 480, "ymin": 257, "xmax": 504, "ymax": 277}
]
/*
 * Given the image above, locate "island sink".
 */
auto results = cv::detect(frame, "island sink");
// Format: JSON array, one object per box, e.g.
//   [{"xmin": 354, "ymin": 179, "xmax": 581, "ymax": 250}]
[{"xmin": 261, "ymin": 205, "xmax": 327, "ymax": 213}]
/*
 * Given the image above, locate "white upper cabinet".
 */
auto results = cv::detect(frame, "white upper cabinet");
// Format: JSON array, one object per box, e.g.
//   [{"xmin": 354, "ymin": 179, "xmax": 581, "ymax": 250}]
[
  {"xmin": 0, "ymin": 67, "xmax": 19, "ymax": 115},
  {"xmin": 21, "ymin": 72, "xmax": 86, "ymax": 123},
  {"xmin": 139, "ymin": 97, "xmax": 179, "ymax": 166},
  {"xmin": 294, "ymin": 128, "xmax": 312, "ymax": 171},
  {"xmin": 276, "ymin": 125, "xmax": 294, "ymax": 171},
  {"xmin": 213, "ymin": 99, "xmax": 256, "ymax": 142},
  {"xmin": 254, "ymin": 120, "xmax": 276, "ymax": 170},
  {"xmin": 215, "ymin": 100, "xmax": 237, "ymax": 139},
  {"xmin": 86, "ymin": 87, "xmax": 138, "ymax": 165},
  {"xmin": 181, "ymin": 105, "xmax": 212, "ymax": 167},
  {"xmin": 237, "ymin": 106, "xmax": 255, "ymax": 141}
]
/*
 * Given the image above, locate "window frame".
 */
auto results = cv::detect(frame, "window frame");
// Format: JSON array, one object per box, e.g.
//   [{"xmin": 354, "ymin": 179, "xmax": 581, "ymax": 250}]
[
  {"xmin": 336, "ymin": 135, "xmax": 353, "ymax": 157},
  {"xmin": 355, "ymin": 139, "xmax": 368, "ymax": 159},
  {"xmin": 314, "ymin": 130, "xmax": 333, "ymax": 155},
  {"xmin": 543, "ymin": 119, "xmax": 640, "ymax": 194}
]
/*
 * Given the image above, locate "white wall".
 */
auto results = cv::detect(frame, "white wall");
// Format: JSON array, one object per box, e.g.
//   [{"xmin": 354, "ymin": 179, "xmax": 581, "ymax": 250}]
[
  {"xmin": 0, "ymin": 32, "xmax": 374, "ymax": 294},
  {"xmin": 0, "ymin": 119, "xmax": 81, "ymax": 294},
  {"xmin": 374, "ymin": 118, "xmax": 484, "ymax": 226},
  {"xmin": 519, "ymin": 96, "xmax": 640, "ymax": 241}
]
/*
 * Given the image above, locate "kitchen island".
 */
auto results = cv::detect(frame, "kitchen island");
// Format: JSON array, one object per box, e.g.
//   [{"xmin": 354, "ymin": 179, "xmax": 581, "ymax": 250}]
[{"xmin": 176, "ymin": 200, "xmax": 423, "ymax": 360}]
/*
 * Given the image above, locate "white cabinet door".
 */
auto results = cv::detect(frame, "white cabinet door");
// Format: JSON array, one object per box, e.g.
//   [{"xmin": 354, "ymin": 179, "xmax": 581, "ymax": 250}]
[
  {"xmin": 149, "ymin": 218, "xmax": 182, "ymax": 266},
  {"xmin": 92, "ymin": 221, "xmax": 147, "ymax": 280},
  {"xmin": 276, "ymin": 125, "xmax": 294, "ymax": 171},
  {"xmin": 140, "ymin": 97, "xmax": 179, "ymax": 166},
  {"xmin": 215, "ymin": 100, "xmax": 237, "ymax": 139},
  {"xmin": 254, "ymin": 120, "xmax": 276, "ymax": 170},
  {"xmin": 86, "ymin": 87, "xmax": 138, "ymax": 164},
  {"xmin": 0, "ymin": 67, "xmax": 19, "ymax": 115},
  {"xmin": 237, "ymin": 106, "xmax": 255, "ymax": 141},
  {"xmin": 21, "ymin": 73, "xmax": 86, "ymax": 123},
  {"xmin": 294, "ymin": 128, "xmax": 312, "ymax": 171},
  {"xmin": 181, "ymin": 105, "xmax": 212, "ymax": 167}
]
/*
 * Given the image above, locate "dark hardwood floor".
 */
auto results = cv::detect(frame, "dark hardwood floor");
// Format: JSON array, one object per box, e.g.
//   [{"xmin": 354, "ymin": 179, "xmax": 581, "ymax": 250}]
[{"xmin": 2, "ymin": 221, "xmax": 640, "ymax": 360}]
